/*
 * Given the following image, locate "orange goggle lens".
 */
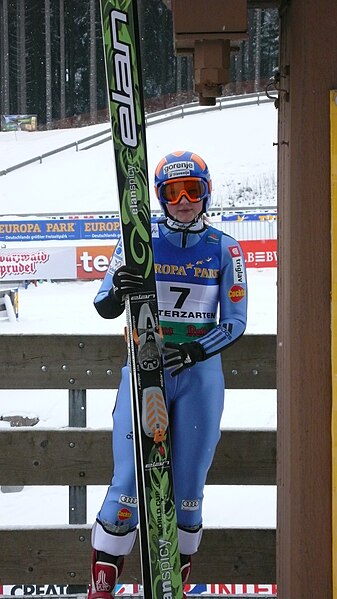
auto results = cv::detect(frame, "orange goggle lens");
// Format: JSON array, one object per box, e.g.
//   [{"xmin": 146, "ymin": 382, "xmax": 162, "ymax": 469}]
[{"xmin": 159, "ymin": 177, "xmax": 208, "ymax": 205}]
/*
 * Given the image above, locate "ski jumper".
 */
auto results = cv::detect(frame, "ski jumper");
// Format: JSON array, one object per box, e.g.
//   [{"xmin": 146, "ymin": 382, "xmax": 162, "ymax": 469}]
[{"xmin": 92, "ymin": 218, "xmax": 247, "ymax": 557}]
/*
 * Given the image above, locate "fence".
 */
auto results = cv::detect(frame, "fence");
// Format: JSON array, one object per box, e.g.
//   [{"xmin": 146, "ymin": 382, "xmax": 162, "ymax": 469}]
[{"xmin": 0, "ymin": 333, "xmax": 276, "ymax": 586}]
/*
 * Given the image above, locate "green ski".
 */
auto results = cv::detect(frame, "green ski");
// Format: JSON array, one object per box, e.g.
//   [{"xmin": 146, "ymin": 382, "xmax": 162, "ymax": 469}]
[{"xmin": 99, "ymin": 2, "xmax": 183, "ymax": 598}]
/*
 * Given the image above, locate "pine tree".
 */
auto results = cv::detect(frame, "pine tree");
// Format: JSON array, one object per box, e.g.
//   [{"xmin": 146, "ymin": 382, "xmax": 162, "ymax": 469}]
[{"xmin": 0, "ymin": 2, "xmax": 280, "ymax": 127}]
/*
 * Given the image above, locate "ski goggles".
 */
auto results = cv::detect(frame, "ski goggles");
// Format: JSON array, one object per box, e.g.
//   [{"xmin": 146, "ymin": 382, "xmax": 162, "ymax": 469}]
[{"xmin": 157, "ymin": 177, "xmax": 209, "ymax": 205}]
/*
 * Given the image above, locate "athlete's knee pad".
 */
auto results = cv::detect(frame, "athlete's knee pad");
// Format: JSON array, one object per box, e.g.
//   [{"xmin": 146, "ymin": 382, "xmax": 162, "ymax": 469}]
[
  {"xmin": 178, "ymin": 524, "xmax": 202, "ymax": 555},
  {"xmin": 91, "ymin": 520, "xmax": 137, "ymax": 556}
]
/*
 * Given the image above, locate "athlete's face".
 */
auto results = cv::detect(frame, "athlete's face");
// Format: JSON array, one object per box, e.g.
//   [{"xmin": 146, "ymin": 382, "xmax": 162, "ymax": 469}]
[{"xmin": 166, "ymin": 195, "xmax": 203, "ymax": 223}]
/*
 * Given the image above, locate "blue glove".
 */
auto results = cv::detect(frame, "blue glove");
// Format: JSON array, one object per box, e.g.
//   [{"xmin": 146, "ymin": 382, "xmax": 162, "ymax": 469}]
[
  {"xmin": 112, "ymin": 266, "xmax": 143, "ymax": 301},
  {"xmin": 163, "ymin": 341, "xmax": 206, "ymax": 377}
]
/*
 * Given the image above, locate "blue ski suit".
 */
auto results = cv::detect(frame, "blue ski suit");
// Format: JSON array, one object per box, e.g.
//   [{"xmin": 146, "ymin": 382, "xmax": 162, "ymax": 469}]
[{"xmin": 92, "ymin": 217, "xmax": 247, "ymax": 557}]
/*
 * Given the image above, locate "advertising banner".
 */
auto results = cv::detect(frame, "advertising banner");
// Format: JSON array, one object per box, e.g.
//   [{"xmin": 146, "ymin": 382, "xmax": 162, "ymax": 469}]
[
  {"xmin": 0, "ymin": 219, "xmax": 120, "ymax": 243},
  {"xmin": 0, "ymin": 583, "xmax": 277, "ymax": 596},
  {"xmin": 0, "ymin": 248, "xmax": 76, "ymax": 281},
  {"xmin": 221, "ymin": 213, "xmax": 277, "ymax": 222},
  {"xmin": 75, "ymin": 241, "xmax": 277, "ymax": 279},
  {"xmin": 0, "ymin": 241, "xmax": 277, "ymax": 283},
  {"xmin": 1, "ymin": 114, "xmax": 37, "ymax": 132},
  {"xmin": 0, "ymin": 220, "xmax": 87, "ymax": 243},
  {"xmin": 76, "ymin": 246, "xmax": 115, "ymax": 279},
  {"xmin": 0, "ymin": 216, "xmax": 276, "ymax": 243},
  {"xmin": 240, "ymin": 239, "xmax": 277, "ymax": 268}
]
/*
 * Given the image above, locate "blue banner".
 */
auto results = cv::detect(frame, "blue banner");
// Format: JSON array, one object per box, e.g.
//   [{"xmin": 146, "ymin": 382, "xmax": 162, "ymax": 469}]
[
  {"xmin": 0, "ymin": 219, "xmax": 121, "ymax": 242},
  {"xmin": 221, "ymin": 213, "xmax": 277, "ymax": 221},
  {"xmin": 0, "ymin": 213, "xmax": 277, "ymax": 242}
]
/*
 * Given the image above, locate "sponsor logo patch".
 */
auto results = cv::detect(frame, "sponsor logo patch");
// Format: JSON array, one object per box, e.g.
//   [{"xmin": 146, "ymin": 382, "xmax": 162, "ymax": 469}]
[
  {"xmin": 181, "ymin": 499, "xmax": 200, "ymax": 511},
  {"xmin": 229, "ymin": 245, "xmax": 241, "ymax": 257},
  {"xmin": 228, "ymin": 285, "xmax": 245, "ymax": 302},
  {"xmin": 207, "ymin": 232, "xmax": 221, "ymax": 244},
  {"xmin": 232, "ymin": 256, "xmax": 245, "ymax": 284},
  {"xmin": 119, "ymin": 494, "xmax": 138, "ymax": 507},
  {"xmin": 163, "ymin": 161, "xmax": 194, "ymax": 178},
  {"xmin": 229, "ymin": 245, "xmax": 246, "ymax": 283},
  {"xmin": 151, "ymin": 223, "xmax": 159, "ymax": 237},
  {"xmin": 118, "ymin": 508, "xmax": 132, "ymax": 521},
  {"xmin": 220, "ymin": 322, "xmax": 233, "ymax": 339}
]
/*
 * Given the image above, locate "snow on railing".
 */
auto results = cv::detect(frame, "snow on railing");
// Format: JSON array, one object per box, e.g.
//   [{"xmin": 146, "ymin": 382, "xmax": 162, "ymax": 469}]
[{"xmin": 145, "ymin": 91, "xmax": 275, "ymax": 127}]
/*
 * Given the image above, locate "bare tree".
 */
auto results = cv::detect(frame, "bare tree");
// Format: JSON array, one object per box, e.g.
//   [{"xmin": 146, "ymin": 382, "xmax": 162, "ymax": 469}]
[
  {"xmin": 89, "ymin": 0, "xmax": 97, "ymax": 123},
  {"xmin": 0, "ymin": 0, "xmax": 10, "ymax": 115},
  {"xmin": 45, "ymin": 0, "xmax": 52, "ymax": 127},
  {"xmin": 176, "ymin": 55, "xmax": 182, "ymax": 96},
  {"xmin": 59, "ymin": 0, "xmax": 66, "ymax": 121},
  {"xmin": 17, "ymin": 0, "xmax": 27, "ymax": 113},
  {"xmin": 254, "ymin": 9, "xmax": 261, "ymax": 92}
]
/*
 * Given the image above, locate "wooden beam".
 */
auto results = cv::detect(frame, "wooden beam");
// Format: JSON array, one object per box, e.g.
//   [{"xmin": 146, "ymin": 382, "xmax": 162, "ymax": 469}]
[
  {"xmin": 0, "ymin": 334, "xmax": 275, "ymax": 389},
  {"xmin": 0, "ymin": 429, "xmax": 276, "ymax": 485},
  {"xmin": 0, "ymin": 527, "xmax": 276, "ymax": 585},
  {"xmin": 223, "ymin": 333, "xmax": 276, "ymax": 389},
  {"xmin": 164, "ymin": 1, "xmax": 281, "ymax": 11},
  {"xmin": 0, "ymin": 334, "xmax": 126, "ymax": 390},
  {"xmin": 277, "ymin": 1, "xmax": 335, "ymax": 598},
  {"xmin": 248, "ymin": 1, "xmax": 280, "ymax": 7}
]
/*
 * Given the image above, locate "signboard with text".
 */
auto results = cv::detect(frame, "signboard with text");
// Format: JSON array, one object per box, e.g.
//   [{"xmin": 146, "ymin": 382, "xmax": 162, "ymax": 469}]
[
  {"xmin": 0, "ymin": 215, "xmax": 276, "ymax": 243},
  {"xmin": 0, "ymin": 219, "xmax": 121, "ymax": 243},
  {"xmin": 0, "ymin": 583, "xmax": 277, "ymax": 596},
  {"xmin": 1, "ymin": 114, "xmax": 37, "ymax": 132},
  {"xmin": 0, "ymin": 241, "xmax": 277, "ymax": 282},
  {"xmin": 241, "ymin": 239, "xmax": 277, "ymax": 268},
  {"xmin": 0, "ymin": 247, "xmax": 77, "ymax": 281}
]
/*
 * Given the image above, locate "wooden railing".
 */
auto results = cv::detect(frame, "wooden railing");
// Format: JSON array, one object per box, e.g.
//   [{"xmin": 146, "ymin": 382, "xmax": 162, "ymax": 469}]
[{"xmin": 0, "ymin": 334, "xmax": 276, "ymax": 585}]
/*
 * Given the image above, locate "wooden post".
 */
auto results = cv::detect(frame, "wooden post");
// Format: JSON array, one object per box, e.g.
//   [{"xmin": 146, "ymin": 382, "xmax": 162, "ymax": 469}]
[
  {"xmin": 277, "ymin": 1, "xmax": 337, "ymax": 597},
  {"xmin": 331, "ymin": 90, "xmax": 337, "ymax": 598}
]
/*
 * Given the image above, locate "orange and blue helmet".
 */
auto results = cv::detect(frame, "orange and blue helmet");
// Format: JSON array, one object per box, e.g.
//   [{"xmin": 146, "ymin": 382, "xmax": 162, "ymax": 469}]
[{"xmin": 154, "ymin": 150, "xmax": 212, "ymax": 214}]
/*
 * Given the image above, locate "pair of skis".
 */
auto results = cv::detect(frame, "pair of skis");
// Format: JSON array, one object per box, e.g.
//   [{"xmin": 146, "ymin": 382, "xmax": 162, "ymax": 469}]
[{"xmin": 99, "ymin": 2, "xmax": 183, "ymax": 599}]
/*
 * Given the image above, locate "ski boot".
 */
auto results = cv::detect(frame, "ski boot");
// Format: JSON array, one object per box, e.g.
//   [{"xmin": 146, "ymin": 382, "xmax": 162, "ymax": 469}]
[
  {"xmin": 180, "ymin": 554, "xmax": 192, "ymax": 599},
  {"xmin": 88, "ymin": 550, "xmax": 124, "ymax": 599}
]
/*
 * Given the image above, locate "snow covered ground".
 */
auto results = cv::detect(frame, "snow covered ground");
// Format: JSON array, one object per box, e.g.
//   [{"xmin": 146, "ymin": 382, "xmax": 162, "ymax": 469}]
[
  {"xmin": 0, "ymin": 99, "xmax": 277, "ymax": 530},
  {"xmin": 0, "ymin": 100, "xmax": 277, "ymax": 215}
]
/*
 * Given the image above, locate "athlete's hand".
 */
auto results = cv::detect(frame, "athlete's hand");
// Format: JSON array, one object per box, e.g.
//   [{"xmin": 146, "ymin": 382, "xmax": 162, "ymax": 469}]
[
  {"xmin": 112, "ymin": 266, "xmax": 144, "ymax": 301},
  {"xmin": 163, "ymin": 341, "xmax": 206, "ymax": 377}
]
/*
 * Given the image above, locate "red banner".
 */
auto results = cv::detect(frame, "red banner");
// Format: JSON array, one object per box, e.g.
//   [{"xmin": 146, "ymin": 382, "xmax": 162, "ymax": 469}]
[
  {"xmin": 240, "ymin": 239, "xmax": 277, "ymax": 268},
  {"xmin": 76, "ymin": 245, "xmax": 115, "ymax": 279},
  {"xmin": 74, "ymin": 240, "xmax": 277, "ymax": 280},
  {"xmin": 0, "ymin": 241, "xmax": 277, "ymax": 282}
]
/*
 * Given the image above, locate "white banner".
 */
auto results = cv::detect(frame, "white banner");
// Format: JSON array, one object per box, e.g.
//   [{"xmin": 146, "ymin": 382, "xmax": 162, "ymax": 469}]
[
  {"xmin": 0, "ymin": 583, "xmax": 277, "ymax": 596},
  {"xmin": 0, "ymin": 248, "xmax": 76, "ymax": 281}
]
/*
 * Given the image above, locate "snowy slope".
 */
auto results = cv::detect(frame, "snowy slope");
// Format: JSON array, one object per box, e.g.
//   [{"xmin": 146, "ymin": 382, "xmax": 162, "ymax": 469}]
[{"xmin": 0, "ymin": 101, "xmax": 277, "ymax": 215}]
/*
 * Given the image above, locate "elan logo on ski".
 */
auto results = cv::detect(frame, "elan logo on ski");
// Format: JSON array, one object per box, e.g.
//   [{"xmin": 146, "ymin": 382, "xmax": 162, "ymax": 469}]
[{"xmin": 109, "ymin": 9, "xmax": 137, "ymax": 148}]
